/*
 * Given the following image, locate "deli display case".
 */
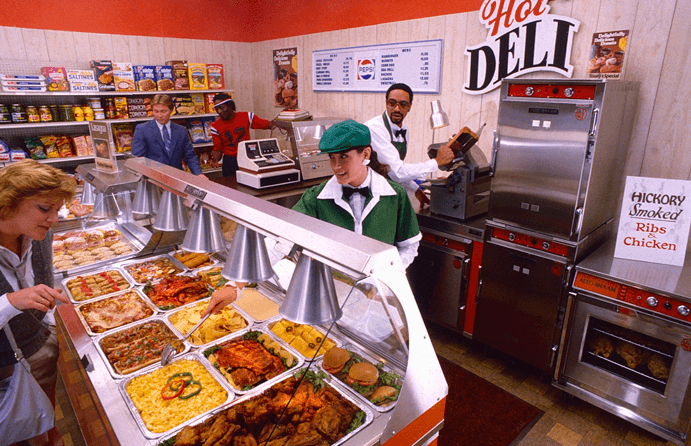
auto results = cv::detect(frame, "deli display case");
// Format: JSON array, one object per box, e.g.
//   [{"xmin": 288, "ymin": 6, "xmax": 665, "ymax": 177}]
[
  {"xmin": 55, "ymin": 156, "xmax": 448, "ymax": 446},
  {"xmin": 290, "ymin": 118, "xmax": 347, "ymax": 180}
]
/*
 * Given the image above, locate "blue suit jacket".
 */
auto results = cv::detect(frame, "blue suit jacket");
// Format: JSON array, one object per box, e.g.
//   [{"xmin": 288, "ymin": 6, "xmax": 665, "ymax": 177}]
[{"xmin": 131, "ymin": 119, "xmax": 202, "ymax": 175}]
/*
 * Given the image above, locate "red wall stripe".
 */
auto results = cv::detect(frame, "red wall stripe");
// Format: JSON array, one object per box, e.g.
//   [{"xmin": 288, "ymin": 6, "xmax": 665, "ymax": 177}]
[{"xmin": 1, "ymin": 0, "xmax": 483, "ymax": 43}]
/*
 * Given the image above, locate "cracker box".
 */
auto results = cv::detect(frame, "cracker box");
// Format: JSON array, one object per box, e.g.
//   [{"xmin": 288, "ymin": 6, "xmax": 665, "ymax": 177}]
[
  {"xmin": 113, "ymin": 97, "xmax": 129, "ymax": 119},
  {"xmin": 166, "ymin": 60, "xmax": 189, "ymax": 90},
  {"xmin": 113, "ymin": 62, "xmax": 135, "ymax": 92},
  {"xmin": 40, "ymin": 67, "xmax": 68, "ymax": 91},
  {"xmin": 206, "ymin": 64, "xmax": 224, "ymax": 90},
  {"xmin": 126, "ymin": 97, "xmax": 148, "ymax": 119},
  {"xmin": 188, "ymin": 63, "xmax": 208, "ymax": 90},
  {"xmin": 190, "ymin": 93, "xmax": 205, "ymax": 114},
  {"xmin": 133, "ymin": 65, "xmax": 157, "ymax": 92},
  {"xmin": 67, "ymin": 70, "xmax": 98, "ymax": 93},
  {"xmin": 173, "ymin": 95, "xmax": 195, "ymax": 115},
  {"xmin": 89, "ymin": 60, "xmax": 115, "ymax": 91},
  {"xmin": 155, "ymin": 66, "xmax": 174, "ymax": 91}
]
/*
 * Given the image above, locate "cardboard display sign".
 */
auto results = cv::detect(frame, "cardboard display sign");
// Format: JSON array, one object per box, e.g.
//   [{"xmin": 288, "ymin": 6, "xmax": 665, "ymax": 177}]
[
  {"xmin": 89, "ymin": 121, "xmax": 118, "ymax": 173},
  {"xmin": 614, "ymin": 176, "xmax": 691, "ymax": 266}
]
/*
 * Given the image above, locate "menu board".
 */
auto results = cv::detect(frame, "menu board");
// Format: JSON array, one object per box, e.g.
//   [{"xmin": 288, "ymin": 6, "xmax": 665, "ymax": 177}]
[{"xmin": 313, "ymin": 40, "xmax": 442, "ymax": 93}]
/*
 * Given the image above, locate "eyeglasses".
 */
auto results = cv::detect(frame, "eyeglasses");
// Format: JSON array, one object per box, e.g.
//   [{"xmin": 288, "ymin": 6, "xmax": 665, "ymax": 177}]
[{"xmin": 386, "ymin": 99, "xmax": 411, "ymax": 110}]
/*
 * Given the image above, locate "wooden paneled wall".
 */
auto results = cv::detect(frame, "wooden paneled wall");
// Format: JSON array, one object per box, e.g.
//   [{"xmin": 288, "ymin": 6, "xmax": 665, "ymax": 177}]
[{"xmin": 1, "ymin": 0, "xmax": 690, "ymax": 183}]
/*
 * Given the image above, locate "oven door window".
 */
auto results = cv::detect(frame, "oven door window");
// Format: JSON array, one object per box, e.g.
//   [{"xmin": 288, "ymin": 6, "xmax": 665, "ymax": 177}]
[{"xmin": 582, "ymin": 317, "xmax": 674, "ymax": 394}]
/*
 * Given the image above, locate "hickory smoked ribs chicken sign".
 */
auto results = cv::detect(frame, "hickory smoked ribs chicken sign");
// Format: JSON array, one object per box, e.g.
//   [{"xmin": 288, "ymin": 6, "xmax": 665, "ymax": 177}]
[{"xmin": 464, "ymin": 0, "xmax": 580, "ymax": 94}]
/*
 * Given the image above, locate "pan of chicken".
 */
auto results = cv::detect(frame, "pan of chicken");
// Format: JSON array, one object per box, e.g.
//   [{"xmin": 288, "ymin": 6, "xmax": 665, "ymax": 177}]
[{"xmin": 156, "ymin": 368, "xmax": 373, "ymax": 446}]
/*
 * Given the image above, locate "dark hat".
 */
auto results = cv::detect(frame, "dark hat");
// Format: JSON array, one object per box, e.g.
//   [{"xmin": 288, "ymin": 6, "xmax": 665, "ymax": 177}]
[{"xmin": 319, "ymin": 120, "xmax": 371, "ymax": 154}]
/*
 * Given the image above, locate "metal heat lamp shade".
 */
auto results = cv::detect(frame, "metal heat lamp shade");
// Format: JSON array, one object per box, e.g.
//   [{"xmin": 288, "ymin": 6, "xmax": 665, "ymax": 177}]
[
  {"xmin": 131, "ymin": 177, "xmax": 161, "ymax": 216},
  {"xmin": 221, "ymin": 225, "xmax": 274, "ymax": 282},
  {"xmin": 280, "ymin": 254, "xmax": 342, "ymax": 325},
  {"xmin": 152, "ymin": 190, "xmax": 189, "ymax": 231},
  {"xmin": 91, "ymin": 192, "xmax": 121, "ymax": 219},
  {"xmin": 80, "ymin": 182, "xmax": 96, "ymax": 206},
  {"xmin": 181, "ymin": 205, "xmax": 227, "ymax": 253},
  {"xmin": 429, "ymin": 100, "xmax": 450, "ymax": 129}
]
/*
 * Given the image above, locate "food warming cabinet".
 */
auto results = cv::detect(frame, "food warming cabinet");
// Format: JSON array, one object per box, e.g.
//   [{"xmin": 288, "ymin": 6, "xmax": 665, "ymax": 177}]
[
  {"xmin": 55, "ymin": 157, "xmax": 448, "ymax": 446},
  {"xmin": 474, "ymin": 79, "xmax": 638, "ymax": 373}
]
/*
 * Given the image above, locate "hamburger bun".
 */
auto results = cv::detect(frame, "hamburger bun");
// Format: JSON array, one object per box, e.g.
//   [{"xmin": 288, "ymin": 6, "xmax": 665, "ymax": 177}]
[
  {"xmin": 371, "ymin": 385, "xmax": 397, "ymax": 402},
  {"xmin": 347, "ymin": 362, "xmax": 379, "ymax": 387},
  {"xmin": 322, "ymin": 346, "xmax": 350, "ymax": 374}
]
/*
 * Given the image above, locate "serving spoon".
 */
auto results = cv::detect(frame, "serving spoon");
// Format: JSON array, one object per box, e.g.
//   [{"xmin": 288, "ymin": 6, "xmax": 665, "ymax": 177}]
[{"xmin": 160, "ymin": 312, "xmax": 212, "ymax": 366}]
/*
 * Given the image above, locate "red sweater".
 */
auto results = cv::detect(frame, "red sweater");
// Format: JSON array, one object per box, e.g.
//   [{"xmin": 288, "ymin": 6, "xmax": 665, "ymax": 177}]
[{"xmin": 209, "ymin": 112, "xmax": 271, "ymax": 156}]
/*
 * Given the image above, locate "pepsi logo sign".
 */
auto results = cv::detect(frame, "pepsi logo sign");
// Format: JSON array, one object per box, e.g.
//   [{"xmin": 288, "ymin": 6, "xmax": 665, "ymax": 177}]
[{"xmin": 357, "ymin": 59, "xmax": 375, "ymax": 81}]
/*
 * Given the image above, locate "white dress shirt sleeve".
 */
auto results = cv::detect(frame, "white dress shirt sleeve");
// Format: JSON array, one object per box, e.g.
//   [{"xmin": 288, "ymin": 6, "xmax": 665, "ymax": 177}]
[
  {"xmin": 365, "ymin": 116, "xmax": 438, "ymax": 193},
  {"xmin": 0, "ymin": 293, "xmax": 23, "ymax": 329},
  {"xmin": 395, "ymin": 232, "xmax": 421, "ymax": 269}
]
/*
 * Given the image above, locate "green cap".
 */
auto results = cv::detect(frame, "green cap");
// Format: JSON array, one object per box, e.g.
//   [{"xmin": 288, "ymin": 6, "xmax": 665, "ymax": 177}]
[{"xmin": 319, "ymin": 119, "xmax": 371, "ymax": 154}]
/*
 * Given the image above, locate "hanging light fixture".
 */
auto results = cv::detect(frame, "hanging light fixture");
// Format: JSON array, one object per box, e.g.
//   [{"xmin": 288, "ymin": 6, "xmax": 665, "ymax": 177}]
[
  {"xmin": 429, "ymin": 100, "xmax": 450, "ymax": 129},
  {"xmin": 181, "ymin": 203, "xmax": 227, "ymax": 253},
  {"xmin": 90, "ymin": 192, "xmax": 121, "ymax": 219},
  {"xmin": 152, "ymin": 190, "xmax": 189, "ymax": 231},
  {"xmin": 221, "ymin": 225, "xmax": 274, "ymax": 282},
  {"xmin": 280, "ymin": 253, "xmax": 341, "ymax": 325},
  {"xmin": 131, "ymin": 177, "xmax": 161, "ymax": 216},
  {"xmin": 80, "ymin": 182, "xmax": 96, "ymax": 206}
]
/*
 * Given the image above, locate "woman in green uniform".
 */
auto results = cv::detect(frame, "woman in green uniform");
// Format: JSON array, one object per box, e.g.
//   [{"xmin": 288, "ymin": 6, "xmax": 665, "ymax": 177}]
[{"xmin": 292, "ymin": 120, "xmax": 420, "ymax": 268}]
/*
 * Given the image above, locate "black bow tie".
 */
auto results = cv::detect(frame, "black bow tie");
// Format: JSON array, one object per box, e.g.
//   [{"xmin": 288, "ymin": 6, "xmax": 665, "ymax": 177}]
[
  {"xmin": 394, "ymin": 129, "xmax": 406, "ymax": 138},
  {"xmin": 343, "ymin": 186, "xmax": 370, "ymax": 200}
]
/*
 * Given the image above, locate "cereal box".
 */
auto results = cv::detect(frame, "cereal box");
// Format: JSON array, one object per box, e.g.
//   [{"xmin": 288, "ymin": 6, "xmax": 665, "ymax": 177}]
[
  {"xmin": 67, "ymin": 70, "xmax": 98, "ymax": 93},
  {"xmin": 89, "ymin": 60, "xmax": 115, "ymax": 91},
  {"xmin": 133, "ymin": 65, "xmax": 157, "ymax": 92},
  {"xmin": 40, "ymin": 67, "xmax": 68, "ymax": 91},
  {"xmin": 112, "ymin": 62, "xmax": 135, "ymax": 92},
  {"xmin": 155, "ymin": 66, "xmax": 174, "ymax": 90},
  {"xmin": 206, "ymin": 64, "xmax": 224, "ymax": 89},
  {"xmin": 166, "ymin": 60, "xmax": 189, "ymax": 90},
  {"xmin": 188, "ymin": 63, "xmax": 208, "ymax": 90}
]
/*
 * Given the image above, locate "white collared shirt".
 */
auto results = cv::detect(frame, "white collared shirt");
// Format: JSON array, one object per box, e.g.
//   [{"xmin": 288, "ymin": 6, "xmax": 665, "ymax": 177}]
[
  {"xmin": 156, "ymin": 120, "xmax": 172, "ymax": 150},
  {"xmin": 0, "ymin": 236, "xmax": 34, "ymax": 329}
]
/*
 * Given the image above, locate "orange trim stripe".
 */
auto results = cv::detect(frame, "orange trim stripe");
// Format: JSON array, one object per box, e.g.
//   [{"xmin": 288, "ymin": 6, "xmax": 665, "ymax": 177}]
[{"xmin": 382, "ymin": 398, "xmax": 446, "ymax": 446}]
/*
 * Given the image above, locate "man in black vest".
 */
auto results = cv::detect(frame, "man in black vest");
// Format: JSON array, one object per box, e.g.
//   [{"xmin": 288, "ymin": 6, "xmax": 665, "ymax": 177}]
[{"xmin": 364, "ymin": 83, "xmax": 453, "ymax": 207}]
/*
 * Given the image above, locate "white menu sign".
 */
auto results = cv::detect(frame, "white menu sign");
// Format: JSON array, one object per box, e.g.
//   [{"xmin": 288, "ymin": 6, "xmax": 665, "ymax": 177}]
[
  {"xmin": 313, "ymin": 40, "xmax": 442, "ymax": 93},
  {"xmin": 614, "ymin": 176, "xmax": 691, "ymax": 266}
]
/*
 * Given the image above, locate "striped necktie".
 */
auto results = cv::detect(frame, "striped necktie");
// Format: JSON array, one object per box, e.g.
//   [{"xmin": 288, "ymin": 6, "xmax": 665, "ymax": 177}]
[{"xmin": 162, "ymin": 125, "xmax": 171, "ymax": 154}]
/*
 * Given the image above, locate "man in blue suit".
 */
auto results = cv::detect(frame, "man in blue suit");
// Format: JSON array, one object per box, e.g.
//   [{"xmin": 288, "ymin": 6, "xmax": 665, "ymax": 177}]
[{"xmin": 132, "ymin": 94, "xmax": 206, "ymax": 177}]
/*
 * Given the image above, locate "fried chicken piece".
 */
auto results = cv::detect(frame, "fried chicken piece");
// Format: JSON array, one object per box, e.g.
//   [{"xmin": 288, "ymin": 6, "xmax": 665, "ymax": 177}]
[
  {"xmin": 310, "ymin": 406, "xmax": 345, "ymax": 442},
  {"xmin": 588, "ymin": 336, "xmax": 614, "ymax": 358},
  {"xmin": 201, "ymin": 416, "xmax": 234, "ymax": 446},
  {"xmin": 617, "ymin": 341, "xmax": 650, "ymax": 369},
  {"xmin": 285, "ymin": 423, "xmax": 328, "ymax": 446},
  {"xmin": 648, "ymin": 354, "xmax": 670, "ymax": 380},
  {"xmin": 231, "ymin": 433, "xmax": 258, "ymax": 446},
  {"xmin": 213, "ymin": 424, "xmax": 241, "ymax": 446},
  {"xmin": 175, "ymin": 423, "xmax": 203, "ymax": 446}
]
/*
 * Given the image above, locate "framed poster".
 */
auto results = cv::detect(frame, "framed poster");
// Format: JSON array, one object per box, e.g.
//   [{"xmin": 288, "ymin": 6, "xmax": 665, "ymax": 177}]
[
  {"xmin": 587, "ymin": 30, "xmax": 629, "ymax": 80},
  {"xmin": 312, "ymin": 40, "xmax": 442, "ymax": 93},
  {"xmin": 273, "ymin": 48, "xmax": 298, "ymax": 108},
  {"xmin": 89, "ymin": 121, "xmax": 118, "ymax": 172}
]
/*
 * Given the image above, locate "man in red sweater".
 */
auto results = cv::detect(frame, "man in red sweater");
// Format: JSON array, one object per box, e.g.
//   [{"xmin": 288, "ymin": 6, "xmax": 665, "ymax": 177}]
[{"xmin": 210, "ymin": 93, "xmax": 291, "ymax": 176}]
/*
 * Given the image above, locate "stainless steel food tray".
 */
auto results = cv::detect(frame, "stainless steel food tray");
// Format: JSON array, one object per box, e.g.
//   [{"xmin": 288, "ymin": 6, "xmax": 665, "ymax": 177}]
[
  {"xmin": 118, "ymin": 352, "xmax": 235, "ymax": 440},
  {"xmin": 94, "ymin": 316, "xmax": 191, "ymax": 380},
  {"xmin": 316, "ymin": 342, "xmax": 404, "ymax": 413},
  {"xmin": 164, "ymin": 297, "xmax": 252, "ymax": 347},
  {"xmin": 266, "ymin": 318, "xmax": 343, "ymax": 362},
  {"xmin": 117, "ymin": 253, "xmax": 188, "ymax": 285},
  {"xmin": 52, "ymin": 222, "xmax": 145, "ymax": 275},
  {"xmin": 61, "ymin": 266, "xmax": 135, "ymax": 304},
  {"xmin": 74, "ymin": 288, "xmax": 158, "ymax": 337},
  {"xmin": 230, "ymin": 285, "xmax": 283, "ymax": 322},
  {"xmin": 153, "ymin": 366, "xmax": 374, "ymax": 446},
  {"xmin": 198, "ymin": 327, "xmax": 304, "ymax": 395}
]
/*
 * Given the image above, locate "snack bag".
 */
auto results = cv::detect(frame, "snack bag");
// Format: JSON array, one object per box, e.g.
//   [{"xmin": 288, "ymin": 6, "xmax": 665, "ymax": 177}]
[
  {"xmin": 0, "ymin": 139, "xmax": 8, "ymax": 153},
  {"xmin": 112, "ymin": 124, "xmax": 134, "ymax": 152},
  {"xmin": 56, "ymin": 135, "xmax": 74, "ymax": 158},
  {"xmin": 25, "ymin": 137, "xmax": 47, "ymax": 159},
  {"xmin": 186, "ymin": 120, "xmax": 206, "ymax": 143},
  {"xmin": 40, "ymin": 136, "xmax": 60, "ymax": 158},
  {"xmin": 10, "ymin": 150, "xmax": 27, "ymax": 162}
]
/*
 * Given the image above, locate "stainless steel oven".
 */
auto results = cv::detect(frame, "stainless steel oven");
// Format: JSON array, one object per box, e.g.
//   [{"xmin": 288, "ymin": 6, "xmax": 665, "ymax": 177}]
[{"xmin": 556, "ymin": 241, "xmax": 691, "ymax": 445}]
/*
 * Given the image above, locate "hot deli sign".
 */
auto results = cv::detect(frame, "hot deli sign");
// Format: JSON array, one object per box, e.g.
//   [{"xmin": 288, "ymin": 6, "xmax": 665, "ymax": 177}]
[
  {"xmin": 614, "ymin": 176, "xmax": 691, "ymax": 266},
  {"xmin": 464, "ymin": 0, "xmax": 580, "ymax": 95}
]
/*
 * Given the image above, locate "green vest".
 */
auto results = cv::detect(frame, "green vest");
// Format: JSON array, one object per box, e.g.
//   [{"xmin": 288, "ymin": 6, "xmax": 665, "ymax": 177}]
[
  {"xmin": 382, "ymin": 112, "xmax": 407, "ymax": 160},
  {"xmin": 292, "ymin": 179, "xmax": 419, "ymax": 245}
]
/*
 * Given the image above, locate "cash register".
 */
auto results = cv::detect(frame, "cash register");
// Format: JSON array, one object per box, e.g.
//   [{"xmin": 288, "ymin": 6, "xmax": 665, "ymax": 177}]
[{"xmin": 236, "ymin": 138, "xmax": 301, "ymax": 189}]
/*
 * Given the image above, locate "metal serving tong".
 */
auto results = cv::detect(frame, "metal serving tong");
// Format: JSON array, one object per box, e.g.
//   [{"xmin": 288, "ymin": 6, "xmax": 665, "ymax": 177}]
[{"xmin": 160, "ymin": 312, "xmax": 212, "ymax": 366}]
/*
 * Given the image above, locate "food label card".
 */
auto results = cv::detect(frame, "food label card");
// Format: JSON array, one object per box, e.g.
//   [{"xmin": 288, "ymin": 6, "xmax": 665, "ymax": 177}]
[{"xmin": 614, "ymin": 176, "xmax": 691, "ymax": 266}]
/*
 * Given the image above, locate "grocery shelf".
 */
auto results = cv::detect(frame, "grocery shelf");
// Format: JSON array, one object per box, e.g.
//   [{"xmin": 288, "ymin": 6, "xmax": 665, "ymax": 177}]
[
  {"xmin": 0, "ymin": 113, "xmax": 218, "ymax": 129},
  {"xmin": 0, "ymin": 89, "xmax": 229, "ymax": 97}
]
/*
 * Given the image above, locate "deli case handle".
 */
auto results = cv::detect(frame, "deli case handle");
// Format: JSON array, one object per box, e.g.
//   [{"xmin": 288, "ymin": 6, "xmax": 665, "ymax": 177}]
[{"xmin": 490, "ymin": 131, "xmax": 499, "ymax": 177}]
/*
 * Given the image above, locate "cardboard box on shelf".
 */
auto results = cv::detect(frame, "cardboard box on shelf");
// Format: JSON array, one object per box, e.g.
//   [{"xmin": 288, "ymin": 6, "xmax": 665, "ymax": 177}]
[
  {"xmin": 206, "ymin": 64, "xmax": 224, "ymax": 89},
  {"xmin": 166, "ymin": 60, "xmax": 189, "ymax": 90},
  {"xmin": 89, "ymin": 60, "xmax": 115, "ymax": 91},
  {"xmin": 126, "ymin": 97, "xmax": 148, "ymax": 118},
  {"xmin": 113, "ymin": 62, "xmax": 135, "ymax": 92},
  {"xmin": 133, "ymin": 65, "xmax": 157, "ymax": 92},
  {"xmin": 41, "ymin": 67, "xmax": 68, "ymax": 91},
  {"xmin": 188, "ymin": 63, "xmax": 208, "ymax": 90},
  {"xmin": 155, "ymin": 66, "xmax": 174, "ymax": 90},
  {"xmin": 67, "ymin": 70, "xmax": 98, "ymax": 93}
]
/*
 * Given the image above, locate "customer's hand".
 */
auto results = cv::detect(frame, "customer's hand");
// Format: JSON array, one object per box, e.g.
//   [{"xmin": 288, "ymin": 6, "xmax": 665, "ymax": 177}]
[
  {"xmin": 7, "ymin": 285, "xmax": 69, "ymax": 312},
  {"xmin": 201, "ymin": 284, "xmax": 242, "ymax": 316}
]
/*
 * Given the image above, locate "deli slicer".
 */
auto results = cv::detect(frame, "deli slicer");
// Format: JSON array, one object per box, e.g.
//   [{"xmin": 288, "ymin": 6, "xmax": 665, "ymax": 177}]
[{"xmin": 236, "ymin": 138, "xmax": 301, "ymax": 188}]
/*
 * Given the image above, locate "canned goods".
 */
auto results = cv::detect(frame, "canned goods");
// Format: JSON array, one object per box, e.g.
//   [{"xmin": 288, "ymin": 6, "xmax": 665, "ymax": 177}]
[
  {"xmin": 58, "ymin": 104, "xmax": 74, "ymax": 121},
  {"xmin": 10, "ymin": 104, "xmax": 27, "ymax": 123},
  {"xmin": 93, "ymin": 108, "xmax": 105, "ymax": 120},
  {"xmin": 38, "ymin": 105, "xmax": 52, "ymax": 122},
  {"xmin": 86, "ymin": 97, "xmax": 102, "ymax": 110},
  {"xmin": 0, "ymin": 104, "xmax": 11, "ymax": 124}
]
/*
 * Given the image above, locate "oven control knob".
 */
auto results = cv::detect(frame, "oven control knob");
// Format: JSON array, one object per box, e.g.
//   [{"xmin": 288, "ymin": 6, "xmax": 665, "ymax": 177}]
[
  {"xmin": 664, "ymin": 301, "xmax": 672, "ymax": 310},
  {"xmin": 564, "ymin": 88, "xmax": 574, "ymax": 97},
  {"xmin": 646, "ymin": 296, "xmax": 659, "ymax": 308},
  {"xmin": 678, "ymin": 305, "xmax": 690, "ymax": 317},
  {"xmin": 525, "ymin": 87, "xmax": 534, "ymax": 96},
  {"xmin": 508, "ymin": 233, "xmax": 516, "ymax": 241},
  {"xmin": 542, "ymin": 241, "xmax": 550, "ymax": 250}
]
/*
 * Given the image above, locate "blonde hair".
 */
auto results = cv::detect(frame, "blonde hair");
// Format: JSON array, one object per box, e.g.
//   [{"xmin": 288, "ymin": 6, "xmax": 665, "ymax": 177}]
[
  {"xmin": 151, "ymin": 94, "xmax": 174, "ymax": 110},
  {"xmin": 0, "ymin": 159, "xmax": 76, "ymax": 220}
]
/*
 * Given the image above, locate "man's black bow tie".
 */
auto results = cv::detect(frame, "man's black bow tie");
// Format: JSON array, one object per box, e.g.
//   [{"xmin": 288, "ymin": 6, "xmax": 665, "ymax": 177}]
[
  {"xmin": 343, "ymin": 186, "xmax": 370, "ymax": 200},
  {"xmin": 394, "ymin": 129, "xmax": 407, "ymax": 138}
]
